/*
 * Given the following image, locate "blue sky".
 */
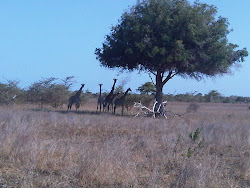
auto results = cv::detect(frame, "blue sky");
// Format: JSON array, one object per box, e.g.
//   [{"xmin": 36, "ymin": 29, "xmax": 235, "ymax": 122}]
[{"xmin": 0, "ymin": 0, "xmax": 249, "ymax": 96}]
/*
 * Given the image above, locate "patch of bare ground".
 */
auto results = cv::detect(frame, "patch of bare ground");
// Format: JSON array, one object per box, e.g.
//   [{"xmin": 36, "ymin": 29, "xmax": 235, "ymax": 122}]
[{"xmin": 0, "ymin": 103, "xmax": 249, "ymax": 187}]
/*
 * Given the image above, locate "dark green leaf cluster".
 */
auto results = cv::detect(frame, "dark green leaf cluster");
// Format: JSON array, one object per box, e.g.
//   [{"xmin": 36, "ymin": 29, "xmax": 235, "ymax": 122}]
[
  {"xmin": 137, "ymin": 81, "xmax": 156, "ymax": 95},
  {"xmin": 96, "ymin": 0, "xmax": 248, "ymax": 79},
  {"xmin": 189, "ymin": 127, "xmax": 201, "ymax": 142}
]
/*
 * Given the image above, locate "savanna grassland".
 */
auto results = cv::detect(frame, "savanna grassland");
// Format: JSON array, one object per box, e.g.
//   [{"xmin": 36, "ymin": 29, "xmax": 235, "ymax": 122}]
[{"xmin": 0, "ymin": 101, "xmax": 249, "ymax": 187}]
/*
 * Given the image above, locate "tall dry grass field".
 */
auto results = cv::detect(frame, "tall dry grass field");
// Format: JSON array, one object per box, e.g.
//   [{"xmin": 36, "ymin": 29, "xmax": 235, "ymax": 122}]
[{"xmin": 0, "ymin": 102, "xmax": 249, "ymax": 187}]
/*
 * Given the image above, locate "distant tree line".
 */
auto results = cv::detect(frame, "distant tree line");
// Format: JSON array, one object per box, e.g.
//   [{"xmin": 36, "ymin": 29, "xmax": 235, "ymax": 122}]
[
  {"xmin": 0, "ymin": 77, "xmax": 249, "ymax": 108},
  {"xmin": 163, "ymin": 90, "xmax": 250, "ymax": 104}
]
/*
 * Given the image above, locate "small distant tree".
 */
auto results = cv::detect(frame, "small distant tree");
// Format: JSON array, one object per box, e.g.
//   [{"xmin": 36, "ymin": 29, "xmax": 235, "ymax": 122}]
[
  {"xmin": 27, "ymin": 77, "xmax": 70, "ymax": 108},
  {"xmin": 186, "ymin": 102, "xmax": 200, "ymax": 113},
  {"xmin": 81, "ymin": 89, "xmax": 94, "ymax": 104},
  {"xmin": 137, "ymin": 82, "xmax": 156, "ymax": 95},
  {"xmin": 0, "ymin": 80, "xmax": 24, "ymax": 104},
  {"xmin": 45, "ymin": 84, "xmax": 71, "ymax": 108},
  {"xmin": 205, "ymin": 90, "xmax": 222, "ymax": 103},
  {"xmin": 96, "ymin": 0, "xmax": 248, "ymax": 116},
  {"xmin": 61, "ymin": 76, "xmax": 76, "ymax": 89},
  {"xmin": 235, "ymin": 96, "xmax": 247, "ymax": 103},
  {"xmin": 194, "ymin": 93, "xmax": 204, "ymax": 103},
  {"xmin": 114, "ymin": 85, "xmax": 124, "ymax": 93},
  {"xmin": 124, "ymin": 94, "xmax": 141, "ymax": 114},
  {"xmin": 27, "ymin": 77, "xmax": 56, "ymax": 107},
  {"xmin": 114, "ymin": 77, "xmax": 130, "ymax": 93}
]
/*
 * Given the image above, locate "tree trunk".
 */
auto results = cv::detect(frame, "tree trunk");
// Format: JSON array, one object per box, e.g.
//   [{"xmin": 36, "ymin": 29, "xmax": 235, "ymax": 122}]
[{"xmin": 154, "ymin": 72, "xmax": 164, "ymax": 116}]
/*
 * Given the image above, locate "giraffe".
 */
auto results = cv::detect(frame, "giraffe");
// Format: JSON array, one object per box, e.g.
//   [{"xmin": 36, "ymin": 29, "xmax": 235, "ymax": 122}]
[
  {"xmin": 110, "ymin": 91, "xmax": 121, "ymax": 113},
  {"xmin": 113, "ymin": 88, "xmax": 132, "ymax": 116},
  {"xmin": 97, "ymin": 84, "xmax": 104, "ymax": 112},
  {"xmin": 103, "ymin": 78, "xmax": 117, "ymax": 112},
  {"xmin": 67, "ymin": 84, "xmax": 85, "ymax": 111},
  {"xmin": 75, "ymin": 98, "xmax": 81, "ymax": 112}
]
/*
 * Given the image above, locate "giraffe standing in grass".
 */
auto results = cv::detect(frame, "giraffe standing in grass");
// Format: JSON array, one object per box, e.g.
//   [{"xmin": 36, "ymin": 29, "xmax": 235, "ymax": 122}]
[
  {"xmin": 103, "ymin": 78, "xmax": 117, "ymax": 112},
  {"xmin": 75, "ymin": 99, "xmax": 81, "ymax": 112},
  {"xmin": 113, "ymin": 88, "xmax": 132, "ymax": 116},
  {"xmin": 68, "ymin": 84, "xmax": 85, "ymax": 111},
  {"xmin": 110, "ymin": 92, "xmax": 121, "ymax": 113},
  {"xmin": 97, "ymin": 84, "xmax": 104, "ymax": 112}
]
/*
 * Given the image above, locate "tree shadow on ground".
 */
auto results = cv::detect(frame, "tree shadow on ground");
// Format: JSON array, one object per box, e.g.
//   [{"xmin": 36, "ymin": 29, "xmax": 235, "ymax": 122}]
[{"xmin": 29, "ymin": 107, "xmax": 135, "ymax": 117}]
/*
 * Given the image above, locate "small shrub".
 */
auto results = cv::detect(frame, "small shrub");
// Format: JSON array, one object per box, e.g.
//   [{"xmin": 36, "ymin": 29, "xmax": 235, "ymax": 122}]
[
  {"xmin": 189, "ymin": 128, "xmax": 201, "ymax": 142},
  {"xmin": 186, "ymin": 102, "xmax": 200, "ymax": 113},
  {"xmin": 187, "ymin": 128, "xmax": 204, "ymax": 158}
]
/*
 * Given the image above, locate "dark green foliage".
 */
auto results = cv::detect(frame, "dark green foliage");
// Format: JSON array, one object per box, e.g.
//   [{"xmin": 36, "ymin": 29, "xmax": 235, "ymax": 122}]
[
  {"xmin": 137, "ymin": 82, "xmax": 156, "ymax": 95},
  {"xmin": 187, "ymin": 127, "xmax": 204, "ymax": 158},
  {"xmin": 96, "ymin": 0, "xmax": 248, "ymax": 75},
  {"xmin": 173, "ymin": 128, "xmax": 205, "ymax": 159},
  {"xmin": 189, "ymin": 128, "xmax": 201, "ymax": 142}
]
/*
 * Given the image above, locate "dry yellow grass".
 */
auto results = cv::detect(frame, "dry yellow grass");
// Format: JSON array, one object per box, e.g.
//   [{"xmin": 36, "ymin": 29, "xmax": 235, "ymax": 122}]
[{"xmin": 0, "ymin": 101, "xmax": 249, "ymax": 187}]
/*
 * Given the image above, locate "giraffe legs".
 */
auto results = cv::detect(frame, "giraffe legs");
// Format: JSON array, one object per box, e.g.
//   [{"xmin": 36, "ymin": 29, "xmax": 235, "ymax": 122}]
[
  {"xmin": 113, "ymin": 104, "xmax": 124, "ymax": 116},
  {"xmin": 107, "ymin": 103, "xmax": 112, "ymax": 112},
  {"xmin": 75, "ymin": 103, "xmax": 80, "ymax": 112},
  {"xmin": 68, "ymin": 99, "xmax": 81, "ymax": 112},
  {"xmin": 122, "ymin": 105, "xmax": 124, "ymax": 116},
  {"xmin": 67, "ymin": 103, "xmax": 72, "ymax": 111},
  {"xmin": 99, "ymin": 103, "xmax": 102, "ymax": 112},
  {"xmin": 97, "ymin": 103, "xmax": 102, "ymax": 112}
]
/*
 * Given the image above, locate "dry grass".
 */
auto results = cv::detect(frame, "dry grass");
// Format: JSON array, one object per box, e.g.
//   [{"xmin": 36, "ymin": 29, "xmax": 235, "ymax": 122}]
[{"xmin": 0, "ymin": 102, "xmax": 249, "ymax": 187}]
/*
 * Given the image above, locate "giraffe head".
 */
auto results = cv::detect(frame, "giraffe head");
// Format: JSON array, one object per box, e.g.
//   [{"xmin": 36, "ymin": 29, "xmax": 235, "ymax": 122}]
[
  {"xmin": 79, "ymin": 84, "xmax": 85, "ymax": 91},
  {"xmin": 127, "ymin": 88, "xmax": 132, "ymax": 92},
  {"xmin": 113, "ymin": 78, "xmax": 118, "ymax": 82}
]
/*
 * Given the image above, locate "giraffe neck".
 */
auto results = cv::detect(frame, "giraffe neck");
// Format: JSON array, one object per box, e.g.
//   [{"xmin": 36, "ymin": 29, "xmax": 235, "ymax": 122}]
[
  {"xmin": 75, "ymin": 85, "xmax": 84, "ymax": 97},
  {"xmin": 99, "ymin": 85, "xmax": 102, "ymax": 96},
  {"xmin": 120, "ymin": 89, "xmax": 130, "ymax": 99},
  {"xmin": 110, "ymin": 79, "xmax": 117, "ymax": 94}
]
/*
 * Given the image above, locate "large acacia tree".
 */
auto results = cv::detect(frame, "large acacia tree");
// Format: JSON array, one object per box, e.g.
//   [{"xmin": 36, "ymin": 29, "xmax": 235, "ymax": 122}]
[{"xmin": 95, "ymin": 0, "xmax": 248, "ymax": 114}]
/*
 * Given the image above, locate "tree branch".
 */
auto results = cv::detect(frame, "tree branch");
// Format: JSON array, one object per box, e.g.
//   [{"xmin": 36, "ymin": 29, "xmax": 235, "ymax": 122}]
[
  {"xmin": 148, "ymin": 70, "xmax": 156, "ymax": 76},
  {"xmin": 162, "ymin": 71, "xmax": 179, "ymax": 85},
  {"xmin": 148, "ymin": 73, "xmax": 156, "ymax": 86}
]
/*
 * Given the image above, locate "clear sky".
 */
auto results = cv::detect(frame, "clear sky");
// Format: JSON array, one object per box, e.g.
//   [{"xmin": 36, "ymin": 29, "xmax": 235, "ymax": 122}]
[{"xmin": 0, "ymin": 0, "xmax": 249, "ymax": 96}]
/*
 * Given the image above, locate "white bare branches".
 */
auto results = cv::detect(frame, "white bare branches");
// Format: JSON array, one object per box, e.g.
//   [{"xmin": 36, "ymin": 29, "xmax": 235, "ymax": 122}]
[
  {"xmin": 134, "ymin": 101, "xmax": 168, "ymax": 119},
  {"xmin": 134, "ymin": 101, "xmax": 185, "ymax": 119}
]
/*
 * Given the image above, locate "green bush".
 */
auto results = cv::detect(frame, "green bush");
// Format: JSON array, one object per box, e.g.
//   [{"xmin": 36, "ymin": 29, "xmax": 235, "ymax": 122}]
[{"xmin": 0, "ymin": 80, "xmax": 25, "ymax": 104}]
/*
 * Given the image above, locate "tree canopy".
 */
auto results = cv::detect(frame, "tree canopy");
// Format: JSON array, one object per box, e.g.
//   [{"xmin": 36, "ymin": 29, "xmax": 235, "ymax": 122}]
[
  {"xmin": 95, "ymin": 0, "xmax": 248, "ymax": 114},
  {"xmin": 137, "ymin": 82, "xmax": 156, "ymax": 95}
]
